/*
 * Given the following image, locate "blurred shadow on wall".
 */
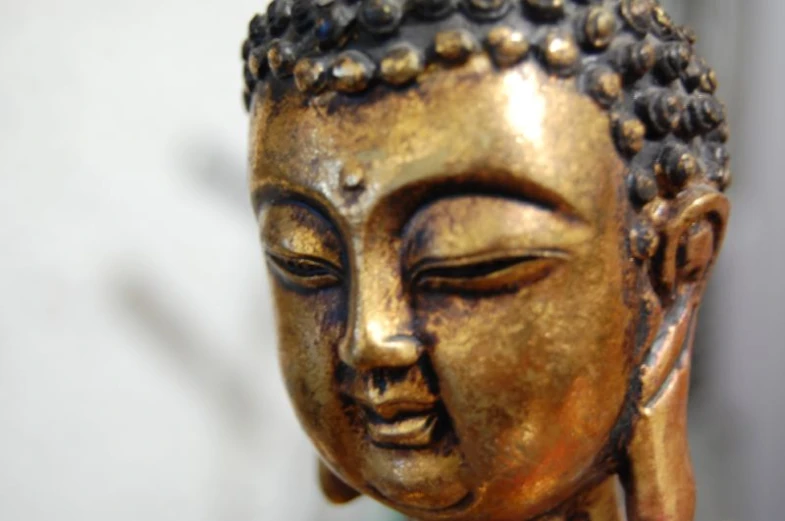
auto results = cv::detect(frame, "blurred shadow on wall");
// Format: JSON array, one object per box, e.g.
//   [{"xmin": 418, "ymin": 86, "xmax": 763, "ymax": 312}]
[{"xmin": 115, "ymin": 135, "xmax": 264, "ymax": 438}]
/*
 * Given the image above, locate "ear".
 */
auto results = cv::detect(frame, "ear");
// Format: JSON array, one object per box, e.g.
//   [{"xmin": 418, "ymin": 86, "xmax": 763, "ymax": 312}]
[
  {"xmin": 638, "ymin": 186, "xmax": 730, "ymax": 401},
  {"xmin": 623, "ymin": 186, "xmax": 729, "ymax": 521},
  {"xmin": 654, "ymin": 186, "xmax": 730, "ymax": 300},
  {"xmin": 318, "ymin": 459, "xmax": 361, "ymax": 505}
]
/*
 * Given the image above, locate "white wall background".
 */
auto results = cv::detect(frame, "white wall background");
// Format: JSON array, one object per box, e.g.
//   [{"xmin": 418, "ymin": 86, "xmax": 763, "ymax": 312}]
[{"xmin": 0, "ymin": 1, "xmax": 781, "ymax": 520}]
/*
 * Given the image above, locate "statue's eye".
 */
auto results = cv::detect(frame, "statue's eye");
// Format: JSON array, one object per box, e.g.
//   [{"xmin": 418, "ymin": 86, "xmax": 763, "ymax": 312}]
[
  {"xmin": 410, "ymin": 250, "xmax": 567, "ymax": 294},
  {"xmin": 266, "ymin": 251, "xmax": 342, "ymax": 290}
]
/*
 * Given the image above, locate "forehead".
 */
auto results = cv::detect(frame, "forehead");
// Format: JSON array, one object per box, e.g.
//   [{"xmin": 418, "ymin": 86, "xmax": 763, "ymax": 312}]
[{"xmin": 249, "ymin": 56, "xmax": 625, "ymax": 222}]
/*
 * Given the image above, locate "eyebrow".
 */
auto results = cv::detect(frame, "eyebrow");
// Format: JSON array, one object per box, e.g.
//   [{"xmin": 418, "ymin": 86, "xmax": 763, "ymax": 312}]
[
  {"xmin": 252, "ymin": 167, "xmax": 587, "ymax": 230},
  {"xmin": 376, "ymin": 168, "xmax": 587, "ymax": 227},
  {"xmin": 252, "ymin": 180, "xmax": 339, "ymax": 226}
]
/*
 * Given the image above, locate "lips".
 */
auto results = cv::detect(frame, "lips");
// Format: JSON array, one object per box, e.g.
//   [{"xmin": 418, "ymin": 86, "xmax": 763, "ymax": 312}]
[
  {"xmin": 364, "ymin": 406, "xmax": 439, "ymax": 447},
  {"xmin": 339, "ymin": 363, "xmax": 443, "ymax": 449},
  {"xmin": 352, "ymin": 394, "xmax": 441, "ymax": 448}
]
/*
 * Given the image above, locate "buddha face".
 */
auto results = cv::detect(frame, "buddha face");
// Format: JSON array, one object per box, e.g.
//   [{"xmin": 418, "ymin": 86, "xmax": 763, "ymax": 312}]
[{"xmin": 250, "ymin": 57, "xmax": 639, "ymax": 520}]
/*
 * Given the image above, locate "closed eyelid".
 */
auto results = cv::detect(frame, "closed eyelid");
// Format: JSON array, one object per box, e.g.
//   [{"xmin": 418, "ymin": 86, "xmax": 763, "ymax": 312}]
[
  {"xmin": 402, "ymin": 196, "xmax": 591, "ymax": 271},
  {"xmin": 408, "ymin": 248, "xmax": 570, "ymax": 279},
  {"xmin": 260, "ymin": 202, "xmax": 344, "ymax": 267},
  {"xmin": 265, "ymin": 247, "xmax": 343, "ymax": 274},
  {"xmin": 264, "ymin": 249, "xmax": 343, "ymax": 291},
  {"xmin": 408, "ymin": 249, "xmax": 569, "ymax": 294}
]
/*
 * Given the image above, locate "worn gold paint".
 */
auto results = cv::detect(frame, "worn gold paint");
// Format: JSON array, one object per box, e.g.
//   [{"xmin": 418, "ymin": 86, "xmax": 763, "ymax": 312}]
[
  {"xmin": 542, "ymin": 31, "xmax": 579, "ymax": 71},
  {"xmin": 434, "ymin": 29, "xmax": 479, "ymax": 62},
  {"xmin": 380, "ymin": 45, "xmax": 424, "ymax": 86},
  {"xmin": 294, "ymin": 58, "xmax": 327, "ymax": 93},
  {"xmin": 595, "ymin": 71, "xmax": 622, "ymax": 103},
  {"xmin": 487, "ymin": 27, "xmax": 530, "ymax": 67},
  {"xmin": 583, "ymin": 7, "xmax": 617, "ymax": 50}
]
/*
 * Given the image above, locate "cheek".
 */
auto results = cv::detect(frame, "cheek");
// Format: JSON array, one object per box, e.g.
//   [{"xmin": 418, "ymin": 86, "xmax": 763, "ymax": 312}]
[
  {"xmin": 421, "ymin": 253, "xmax": 633, "ymax": 482},
  {"xmin": 271, "ymin": 283, "xmax": 346, "ymax": 437}
]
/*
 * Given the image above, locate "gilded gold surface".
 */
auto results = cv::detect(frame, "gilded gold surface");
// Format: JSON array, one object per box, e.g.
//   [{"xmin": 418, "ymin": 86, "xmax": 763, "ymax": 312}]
[{"xmin": 247, "ymin": 49, "xmax": 729, "ymax": 520}]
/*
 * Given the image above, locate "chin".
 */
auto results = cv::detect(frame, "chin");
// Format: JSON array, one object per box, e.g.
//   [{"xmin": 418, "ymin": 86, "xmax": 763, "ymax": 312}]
[{"xmin": 363, "ymin": 443, "xmax": 472, "ymax": 513}]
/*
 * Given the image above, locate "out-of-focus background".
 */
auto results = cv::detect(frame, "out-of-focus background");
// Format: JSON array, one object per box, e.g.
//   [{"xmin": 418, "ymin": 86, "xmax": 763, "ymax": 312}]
[{"xmin": 0, "ymin": 0, "xmax": 782, "ymax": 520}]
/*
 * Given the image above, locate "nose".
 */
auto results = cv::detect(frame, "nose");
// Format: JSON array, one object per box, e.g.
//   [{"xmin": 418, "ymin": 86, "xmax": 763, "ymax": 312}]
[
  {"xmin": 338, "ymin": 258, "xmax": 422, "ymax": 370},
  {"xmin": 339, "ymin": 324, "xmax": 423, "ymax": 370}
]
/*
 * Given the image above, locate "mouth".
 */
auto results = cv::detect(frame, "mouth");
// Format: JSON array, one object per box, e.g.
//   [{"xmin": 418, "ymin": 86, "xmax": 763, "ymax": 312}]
[
  {"xmin": 364, "ymin": 407, "xmax": 440, "ymax": 448},
  {"xmin": 339, "ymin": 361, "xmax": 446, "ymax": 450}
]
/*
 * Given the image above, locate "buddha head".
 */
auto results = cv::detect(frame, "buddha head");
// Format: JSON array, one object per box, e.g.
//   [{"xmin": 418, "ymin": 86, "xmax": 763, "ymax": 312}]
[{"xmin": 241, "ymin": 0, "xmax": 730, "ymax": 519}]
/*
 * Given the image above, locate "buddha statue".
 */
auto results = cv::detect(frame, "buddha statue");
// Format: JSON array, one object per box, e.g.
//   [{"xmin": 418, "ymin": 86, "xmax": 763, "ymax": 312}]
[{"xmin": 240, "ymin": 0, "xmax": 731, "ymax": 519}]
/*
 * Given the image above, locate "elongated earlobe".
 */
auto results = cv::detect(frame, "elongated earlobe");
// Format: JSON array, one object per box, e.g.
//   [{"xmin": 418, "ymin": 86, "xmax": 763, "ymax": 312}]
[
  {"xmin": 623, "ymin": 187, "xmax": 729, "ymax": 521},
  {"xmin": 623, "ymin": 317, "xmax": 697, "ymax": 521},
  {"xmin": 318, "ymin": 459, "xmax": 361, "ymax": 504}
]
